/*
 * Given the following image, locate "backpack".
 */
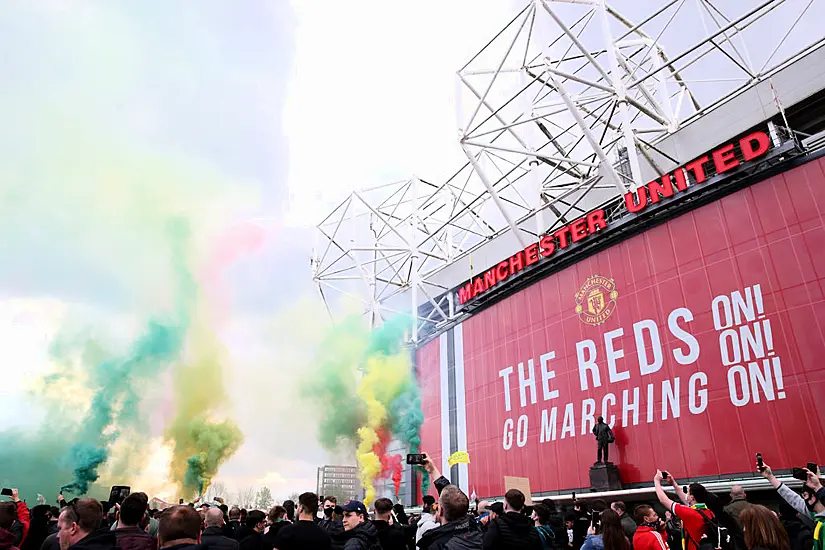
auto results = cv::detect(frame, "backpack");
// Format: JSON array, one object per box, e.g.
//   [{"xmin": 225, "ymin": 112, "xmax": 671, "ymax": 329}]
[{"xmin": 684, "ymin": 509, "xmax": 735, "ymax": 550}]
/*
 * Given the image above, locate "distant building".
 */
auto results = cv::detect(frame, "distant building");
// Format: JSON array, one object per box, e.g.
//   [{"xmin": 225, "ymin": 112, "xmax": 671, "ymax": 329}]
[{"xmin": 316, "ymin": 465, "xmax": 363, "ymax": 502}]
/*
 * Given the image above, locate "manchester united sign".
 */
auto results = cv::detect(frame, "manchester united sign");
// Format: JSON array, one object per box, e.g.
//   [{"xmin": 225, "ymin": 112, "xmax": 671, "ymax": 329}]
[{"xmin": 574, "ymin": 275, "xmax": 618, "ymax": 325}]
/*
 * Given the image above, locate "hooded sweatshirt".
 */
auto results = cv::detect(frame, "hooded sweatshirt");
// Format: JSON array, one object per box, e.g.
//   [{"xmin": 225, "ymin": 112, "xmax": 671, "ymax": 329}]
[
  {"xmin": 482, "ymin": 511, "xmax": 542, "ymax": 550},
  {"xmin": 416, "ymin": 513, "xmax": 438, "ymax": 544}
]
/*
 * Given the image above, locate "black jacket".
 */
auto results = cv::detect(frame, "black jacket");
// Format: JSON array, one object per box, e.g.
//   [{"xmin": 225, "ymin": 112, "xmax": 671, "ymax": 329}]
[
  {"xmin": 201, "ymin": 527, "xmax": 239, "ymax": 550},
  {"xmin": 482, "ymin": 512, "xmax": 541, "ymax": 550},
  {"xmin": 223, "ymin": 522, "xmax": 241, "ymax": 541},
  {"xmin": 373, "ymin": 521, "xmax": 405, "ymax": 550},
  {"xmin": 418, "ymin": 516, "xmax": 483, "ymax": 550},
  {"xmin": 39, "ymin": 533, "xmax": 59, "ymax": 550},
  {"xmin": 323, "ymin": 520, "xmax": 346, "ymax": 550},
  {"xmin": 343, "ymin": 522, "xmax": 377, "ymax": 550},
  {"xmin": 592, "ymin": 423, "xmax": 611, "ymax": 443},
  {"xmin": 236, "ymin": 529, "xmax": 262, "ymax": 550},
  {"xmin": 260, "ymin": 523, "xmax": 290, "ymax": 550},
  {"xmin": 159, "ymin": 544, "xmax": 205, "ymax": 550},
  {"xmin": 68, "ymin": 530, "xmax": 119, "ymax": 550},
  {"xmin": 781, "ymin": 518, "xmax": 813, "ymax": 550}
]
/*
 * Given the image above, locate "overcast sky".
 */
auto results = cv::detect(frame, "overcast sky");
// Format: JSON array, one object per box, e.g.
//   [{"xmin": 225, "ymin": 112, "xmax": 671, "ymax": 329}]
[{"xmin": 0, "ymin": 0, "xmax": 819, "ymax": 502}]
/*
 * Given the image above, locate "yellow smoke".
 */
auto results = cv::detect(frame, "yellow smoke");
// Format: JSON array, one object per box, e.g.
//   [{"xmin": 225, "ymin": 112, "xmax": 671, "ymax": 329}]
[
  {"xmin": 354, "ymin": 352, "xmax": 413, "ymax": 505},
  {"xmin": 166, "ymin": 306, "xmax": 243, "ymax": 497}
]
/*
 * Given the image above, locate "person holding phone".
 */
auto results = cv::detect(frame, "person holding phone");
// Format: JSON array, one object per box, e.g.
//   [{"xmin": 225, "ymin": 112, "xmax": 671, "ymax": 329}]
[
  {"xmin": 581, "ymin": 510, "xmax": 628, "ymax": 550},
  {"xmin": 1, "ymin": 490, "xmax": 29, "ymax": 549},
  {"xmin": 758, "ymin": 460, "xmax": 824, "ymax": 550},
  {"xmin": 1, "ymin": 489, "xmax": 30, "ymax": 550}
]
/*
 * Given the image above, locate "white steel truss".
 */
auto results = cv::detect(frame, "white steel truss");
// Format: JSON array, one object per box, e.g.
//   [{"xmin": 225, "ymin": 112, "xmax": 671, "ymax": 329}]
[{"xmin": 312, "ymin": 0, "xmax": 825, "ymax": 342}]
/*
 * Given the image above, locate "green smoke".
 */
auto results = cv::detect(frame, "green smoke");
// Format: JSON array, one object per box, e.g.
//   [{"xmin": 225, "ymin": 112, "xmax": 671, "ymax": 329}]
[
  {"xmin": 182, "ymin": 419, "xmax": 244, "ymax": 496},
  {"xmin": 301, "ymin": 317, "xmax": 367, "ymax": 450},
  {"xmin": 388, "ymin": 381, "xmax": 429, "ymax": 497},
  {"xmin": 0, "ymin": 220, "xmax": 195, "ymax": 500}
]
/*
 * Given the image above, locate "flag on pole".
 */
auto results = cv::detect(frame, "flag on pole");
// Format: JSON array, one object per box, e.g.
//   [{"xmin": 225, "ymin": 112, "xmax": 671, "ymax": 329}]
[{"xmin": 471, "ymin": 487, "xmax": 477, "ymax": 502}]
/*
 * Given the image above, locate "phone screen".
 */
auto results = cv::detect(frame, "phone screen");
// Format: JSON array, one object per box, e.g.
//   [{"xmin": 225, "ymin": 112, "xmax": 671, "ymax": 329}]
[
  {"xmin": 0, "ymin": 488, "xmax": 12, "ymax": 497},
  {"xmin": 108, "ymin": 486, "xmax": 131, "ymax": 505},
  {"xmin": 792, "ymin": 467, "xmax": 808, "ymax": 481},
  {"xmin": 807, "ymin": 462, "xmax": 818, "ymax": 473},
  {"xmin": 406, "ymin": 454, "xmax": 426, "ymax": 465}
]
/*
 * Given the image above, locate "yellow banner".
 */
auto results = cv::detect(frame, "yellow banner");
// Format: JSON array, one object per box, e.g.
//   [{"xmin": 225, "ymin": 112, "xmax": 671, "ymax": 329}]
[{"xmin": 448, "ymin": 451, "xmax": 470, "ymax": 467}]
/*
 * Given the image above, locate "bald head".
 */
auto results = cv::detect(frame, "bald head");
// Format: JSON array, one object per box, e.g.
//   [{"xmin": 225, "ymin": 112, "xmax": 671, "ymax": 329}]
[
  {"xmin": 730, "ymin": 484, "xmax": 746, "ymax": 500},
  {"xmin": 205, "ymin": 508, "xmax": 224, "ymax": 528},
  {"xmin": 477, "ymin": 501, "xmax": 491, "ymax": 513}
]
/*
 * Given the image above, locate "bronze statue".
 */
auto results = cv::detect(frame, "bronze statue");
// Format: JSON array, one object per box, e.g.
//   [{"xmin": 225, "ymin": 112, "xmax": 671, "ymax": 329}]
[{"xmin": 592, "ymin": 416, "xmax": 615, "ymax": 464}]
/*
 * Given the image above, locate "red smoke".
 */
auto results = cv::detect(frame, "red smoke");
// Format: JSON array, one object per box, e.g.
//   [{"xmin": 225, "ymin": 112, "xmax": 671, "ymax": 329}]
[{"xmin": 373, "ymin": 429, "xmax": 403, "ymax": 497}]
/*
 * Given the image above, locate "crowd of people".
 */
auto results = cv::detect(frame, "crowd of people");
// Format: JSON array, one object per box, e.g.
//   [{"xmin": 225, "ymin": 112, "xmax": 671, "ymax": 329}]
[{"xmin": 1, "ymin": 456, "xmax": 822, "ymax": 550}]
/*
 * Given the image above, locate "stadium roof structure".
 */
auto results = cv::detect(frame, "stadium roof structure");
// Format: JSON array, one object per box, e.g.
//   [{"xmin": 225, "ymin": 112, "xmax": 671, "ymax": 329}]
[{"xmin": 311, "ymin": 0, "xmax": 825, "ymax": 342}]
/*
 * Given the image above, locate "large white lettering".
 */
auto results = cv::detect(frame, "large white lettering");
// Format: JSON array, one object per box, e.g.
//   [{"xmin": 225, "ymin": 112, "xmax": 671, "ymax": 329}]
[
  {"xmin": 516, "ymin": 415, "xmax": 529, "ymax": 448},
  {"xmin": 580, "ymin": 398, "xmax": 596, "ymax": 435},
  {"xmin": 669, "ymin": 308, "xmax": 700, "ymax": 364},
  {"xmin": 634, "ymin": 319, "xmax": 663, "ymax": 375},
  {"xmin": 576, "ymin": 340, "xmax": 600, "ymax": 390},
  {"xmin": 540, "ymin": 407, "xmax": 557, "ymax": 443},
  {"xmin": 494, "ymin": 286, "xmax": 780, "ymax": 452},
  {"xmin": 540, "ymin": 352, "xmax": 559, "ymax": 401},
  {"xmin": 605, "ymin": 328, "xmax": 629, "ymax": 383},
  {"xmin": 502, "ymin": 418, "xmax": 514, "ymax": 450},
  {"xmin": 561, "ymin": 403, "xmax": 575, "ymax": 439},
  {"xmin": 518, "ymin": 360, "xmax": 537, "ymax": 407},
  {"xmin": 499, "ymin": 367, "xmax": 514, "ymax": 412},
  {"xmin": 622, "ymin": 387, "xmax": 640, "ymax": 426},
  {"xmin": 689, "ymin": 372, "xmax": 708, "ymax": 414}
]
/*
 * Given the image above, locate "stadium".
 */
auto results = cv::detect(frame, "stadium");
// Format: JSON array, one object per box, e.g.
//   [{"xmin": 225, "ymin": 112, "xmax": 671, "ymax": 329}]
[{"xmin": 311, "ymin": 0, "xmax": 825, "ymax": 504}]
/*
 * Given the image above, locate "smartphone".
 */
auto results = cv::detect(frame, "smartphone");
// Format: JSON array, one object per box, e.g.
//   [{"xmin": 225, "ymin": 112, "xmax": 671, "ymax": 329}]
[
  {"xmin": 591, "ymin": 510, "xmax": 601, "ymax": 527},
  {"xmin": 572, "ymin": 491, "xmax": 577, "ymax": 502},
  {"xmin": 661, "ymin": 471, "xmax": 670, "ymax": 479},
  {"xmin": 792, "ymin": 467, "xmax": 808, "ymax": 481},
  {"xmin": 756, "ymin": 453, "xmax": 764, "ymax": 472},
  {"xmin": 179, "ymin": 499, "xmax": 184, "ymax": 505},
  {"xmin": 108, "ymin": 486, "xmax": 130, "ymax": 506},
  {"xmin": 807, "ymin": 462, "xmax": 818, "ymax": 473},
  {"xmin": 406, "ymin": 453, "xmax": 426, "ymax": 465},
  {"xmin": 0, "ymin": 489, "xmax": 12, "ymax": 497}
]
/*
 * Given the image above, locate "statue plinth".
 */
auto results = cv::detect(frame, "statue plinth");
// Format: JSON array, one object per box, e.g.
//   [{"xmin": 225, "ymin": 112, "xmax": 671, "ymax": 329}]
[{"xmin": 589, "ymin": 462, "xmax": 623, "ymax": 492}]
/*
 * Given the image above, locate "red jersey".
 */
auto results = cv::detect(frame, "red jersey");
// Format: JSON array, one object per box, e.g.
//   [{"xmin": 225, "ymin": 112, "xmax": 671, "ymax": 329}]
[
  {"xmin": 634, "ymin": 525, "xmax": 670, "ymax": 550},
  {"xmin": 670, "ymin": 503, "xmax": 714, "ymax": 550}
]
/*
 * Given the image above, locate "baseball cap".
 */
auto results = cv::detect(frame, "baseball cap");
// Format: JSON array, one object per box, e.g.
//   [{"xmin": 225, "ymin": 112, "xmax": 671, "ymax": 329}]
[{"xmin": 341, "ymin": 500, "xmax": 367, "ymax": 516}]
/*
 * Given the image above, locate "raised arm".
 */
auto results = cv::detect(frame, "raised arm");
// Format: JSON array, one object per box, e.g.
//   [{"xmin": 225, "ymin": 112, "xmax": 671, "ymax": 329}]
[
  {"xmin": 422, "ymin": 453, "xmax": 450, "ymax": 496},
  {"xmin": 759, "ymin": 462, "xmax": 809, "ymax": 518},
  {"xmin": 667, "ymin": 474, "xmax": 689, "ymax": 505},
  {"xmin": 654, "ymin": 470, "xmax": 677, "ymax": 511}
]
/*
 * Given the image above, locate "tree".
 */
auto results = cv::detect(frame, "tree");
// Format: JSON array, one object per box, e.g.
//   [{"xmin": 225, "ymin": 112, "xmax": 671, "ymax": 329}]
[
  {"xmin": 285, "ymin": 492, "xmax": 300, "ymax": 503},
  {"xmin": 255, "ymin": 487, "xmax": 274, "ymax": 510},
  {"xmin": 235, "ymin": 486, "xmax": 256, "ymax": 509},
  {"xmin": 204, "ymin": 482, "xmax": 227, "ymax": 503}
]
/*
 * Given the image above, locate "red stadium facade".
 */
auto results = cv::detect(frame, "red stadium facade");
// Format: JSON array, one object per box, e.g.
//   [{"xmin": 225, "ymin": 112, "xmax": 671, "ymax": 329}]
[{"xmin": 416, "ymin": 131, "xmax": 825, "ymax": 499}]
